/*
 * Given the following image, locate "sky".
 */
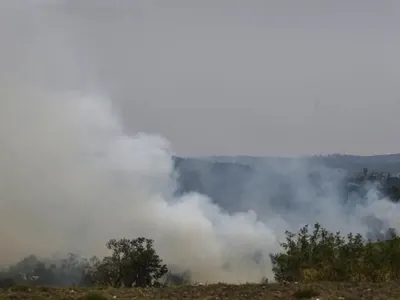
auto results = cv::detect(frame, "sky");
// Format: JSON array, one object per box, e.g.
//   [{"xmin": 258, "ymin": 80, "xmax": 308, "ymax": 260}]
[{"xmin": 2, "ymin": 0, "xmax": 400, "ymax": 156}]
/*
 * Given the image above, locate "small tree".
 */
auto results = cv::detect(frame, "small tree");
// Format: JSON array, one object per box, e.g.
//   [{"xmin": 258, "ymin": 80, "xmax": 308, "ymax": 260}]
[{"xmin": 95, "ymin": 237, "xmax": 168, "ymax": 287}]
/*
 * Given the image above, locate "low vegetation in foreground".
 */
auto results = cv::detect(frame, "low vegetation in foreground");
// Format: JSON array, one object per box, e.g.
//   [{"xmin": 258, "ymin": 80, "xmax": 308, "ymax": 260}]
[
  {"xmin": 2, "ymin": 223, "xmax": 400, "ymax": 299},
  {"xmin": 2, "ymin": 282, "xmax": 400, "ymax": 300}
]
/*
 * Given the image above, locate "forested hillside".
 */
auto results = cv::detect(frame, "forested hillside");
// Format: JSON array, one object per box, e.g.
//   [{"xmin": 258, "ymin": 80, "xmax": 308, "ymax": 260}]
[{"xmin": 174, "ymin": 154, "xmax": 400, "ymax": 213}]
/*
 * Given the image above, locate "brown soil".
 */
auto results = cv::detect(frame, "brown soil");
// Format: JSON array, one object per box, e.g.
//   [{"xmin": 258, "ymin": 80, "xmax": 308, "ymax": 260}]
[{"xmin": 1, "ymin": 282, "xmax": 400, "ymax": 300}]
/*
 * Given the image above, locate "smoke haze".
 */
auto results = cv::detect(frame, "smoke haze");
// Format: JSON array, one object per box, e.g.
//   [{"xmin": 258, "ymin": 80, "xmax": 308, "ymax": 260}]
[{"xmin": 1, "ymin": 1, "xmax": 400, "ymax": 284}]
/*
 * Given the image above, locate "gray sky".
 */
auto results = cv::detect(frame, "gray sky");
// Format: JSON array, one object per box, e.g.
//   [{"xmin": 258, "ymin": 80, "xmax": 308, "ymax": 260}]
[{"xmin": 2, "ymin": 0, "xmax": 400, "ymax": 156}]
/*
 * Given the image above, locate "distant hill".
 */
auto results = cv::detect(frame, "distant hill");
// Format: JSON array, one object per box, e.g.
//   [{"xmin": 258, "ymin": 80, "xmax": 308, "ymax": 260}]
[
  {"xmin": 310, "ymin": 154, "xmax": 400, "ymax": 174},
  {"xmin": 204, "ymin": 154, "xmax": 400, "ymax": 174},
  {"xmin": 173, "ymin": 154, "xmax": 400, "ymax": 214}
]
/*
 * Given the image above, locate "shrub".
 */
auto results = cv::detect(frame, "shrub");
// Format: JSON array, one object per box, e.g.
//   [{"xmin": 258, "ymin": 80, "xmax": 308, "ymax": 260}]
[
  {"xmin": 10, "ymin": 284, "xmax": 34, "ymax": 292},
  {"xmin": 270, "ymin": 222, "xmax": 400, "ymax": 283},
  {"xmin": 164, "ymin": 270, "xmax": 192, "ymax": 285},
  {"xmin": 79, "ymin": 292, "xmax": 108, "ymax": 300},
  {"xmin": 293, "ymin": 288, "xmax": 320, "ymax": 299}
]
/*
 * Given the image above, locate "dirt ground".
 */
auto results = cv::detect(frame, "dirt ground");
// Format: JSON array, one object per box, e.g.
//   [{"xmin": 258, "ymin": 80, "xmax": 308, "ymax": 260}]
[{"xmin": 1, "ymin": 282, "xmax": 400, "ymax": 300}]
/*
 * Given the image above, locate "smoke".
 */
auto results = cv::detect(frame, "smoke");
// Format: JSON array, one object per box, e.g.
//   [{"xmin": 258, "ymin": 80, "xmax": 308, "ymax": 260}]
[
  {"xmin": 1, "ymin": 1, "xmax": 400, "ymax": 284},
  {"xmin": 0, "ymin": 87, "xmax": 279, "ymax": 282}
]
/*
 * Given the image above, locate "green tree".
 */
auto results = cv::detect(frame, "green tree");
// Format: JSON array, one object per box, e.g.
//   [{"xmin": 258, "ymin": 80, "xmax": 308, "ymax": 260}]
[{"xmin": 95, "ymin": 237, "xmax": 168, "ymax": 287}]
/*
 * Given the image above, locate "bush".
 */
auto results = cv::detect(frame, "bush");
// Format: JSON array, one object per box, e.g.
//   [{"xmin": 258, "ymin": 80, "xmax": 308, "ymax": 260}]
[
  {"xmin": 293, "ymin": 288, "xmax": 320, "ymax": 299},
  {"xmin": 10, "ymin": 284, "xmax": 34, "ymax": 292},
  {"xmin": 0, "ymin": 278, "xmax": 15, "ymax": 289},
  {"xmin": 79, "ymin": 292, "xmax": 108, "ymax": 300},
  {"xmin": 0, "ymin": 237, "xmax": 168, "ymax": 288},
  {"xmin": 164, "ymin": 270, "xmax": 192, "ymax": 285},
  {"xmin": 270, "ymin": 223, "xmax": 400, "ymax": 283}
]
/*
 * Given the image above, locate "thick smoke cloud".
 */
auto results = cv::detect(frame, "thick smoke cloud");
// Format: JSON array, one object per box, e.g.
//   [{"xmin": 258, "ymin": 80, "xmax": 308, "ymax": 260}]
[
  {"xmin": 1, "ymin": 1, "xmax": 400, "ymax": 284},
  {"xmin": 1, "ymin": 88, "xmax": 399, "ymax": 283},
  {"xmin": 0, "ymin": 87, "xmax": 280, "ymax": 282}
]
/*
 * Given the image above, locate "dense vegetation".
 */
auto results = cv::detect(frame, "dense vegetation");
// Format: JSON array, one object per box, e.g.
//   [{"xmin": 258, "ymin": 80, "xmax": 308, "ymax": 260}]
[
  {"xmin": 175, "ymin": 158, "xmax": 400, "ymax": 217},
  {"xmin": 1, "ymin": 162, "xmax": 400, "ymax": 289},
  {"xmin": 270, "ymin": 223, "xmax": 400, "ymax": 283},
  {"xmin": 0, "ymin": 237, "xmax": 168, "ymax": 288},
  {"xmin": 1, "ymin": 223, "xmax": 400, "ymax": 288}
]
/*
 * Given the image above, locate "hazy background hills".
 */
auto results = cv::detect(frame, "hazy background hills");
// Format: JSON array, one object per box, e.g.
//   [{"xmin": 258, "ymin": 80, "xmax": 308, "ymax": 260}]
[
  {"xmin": 198, "ymin": 154, "xmax": 400, "ymax": 172},
  {"xmin": 174, "ymin": 154, "xmax": 400, "ymax": 214}
]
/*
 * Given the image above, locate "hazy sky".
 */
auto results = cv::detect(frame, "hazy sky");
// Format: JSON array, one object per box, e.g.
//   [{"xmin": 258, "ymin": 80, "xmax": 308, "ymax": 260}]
[{"xmin": 2, "ymin": 0, "xmax": 400, "ymax": 156}]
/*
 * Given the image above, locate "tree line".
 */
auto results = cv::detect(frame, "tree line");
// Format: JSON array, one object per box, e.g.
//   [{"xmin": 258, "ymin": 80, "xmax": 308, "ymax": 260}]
[
  {"xmin": 346, "ymin": 168, "xmax": 400, "ymax": 202},
  {"xmin": 1, "ymin": 224, "xmax": 400, "ymax": 288},
  {"xmin": 0, "ymin": 237, "xmax": 170, "ymax": 288}
]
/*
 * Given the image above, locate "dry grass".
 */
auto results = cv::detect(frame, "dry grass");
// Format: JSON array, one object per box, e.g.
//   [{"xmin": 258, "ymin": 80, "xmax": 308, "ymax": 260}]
[{"xmin": 1, "ymin": 282, "xmax": 400, "ymax": 300}]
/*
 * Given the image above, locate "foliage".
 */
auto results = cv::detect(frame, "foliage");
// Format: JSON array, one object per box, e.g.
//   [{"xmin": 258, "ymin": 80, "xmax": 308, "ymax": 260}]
[
  {"xmin": 0, "ymin": 278, "xmax": 15, "ymax": 289},
  {"xmin": 389, "ymin": 184, "xmax": 400, "ymax": 201},
  {"xmin": 78, "ymin": 237, "xmax": 168, "ymax": 288},
  {"xmin": 270, "ymin": 222, "xmax": 400, "ymax": 283},
  {"xmin": 164, "ymin": 270, "xmax": 192, "ymax": 285},
  {"xmin": 292, "ymin": 287, "xmax": 320, "ymax": 299},
  {"xmin": 79, "ymin": 292, "xmax": 109, "ymax": 300},
  {"xmin": 0, "ymin": 238, "xmax": 168, "ymax": 288},
  {"xmin": 9, "ymin": 284, "xmax": 33, "ymax": 292},
  {"xmin": 0, "ymin": 253, "xmax": 91, "ymax": 286}
]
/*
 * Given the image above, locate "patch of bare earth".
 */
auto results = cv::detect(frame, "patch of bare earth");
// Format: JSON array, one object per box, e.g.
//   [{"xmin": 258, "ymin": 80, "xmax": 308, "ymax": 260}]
[{"xmin": 1, "ymin": 282, "xmax": 400, "ymax": 300}]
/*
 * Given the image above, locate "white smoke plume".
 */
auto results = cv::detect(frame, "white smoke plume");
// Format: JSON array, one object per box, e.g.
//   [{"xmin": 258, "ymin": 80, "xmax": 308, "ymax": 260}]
[
  {"xmin": 0, "ymin": 87, "xmax": 281, "ymax": 282},
  {"xmin": 1, "ymin": 1, "xmax": 400, "ymax": 284}
]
